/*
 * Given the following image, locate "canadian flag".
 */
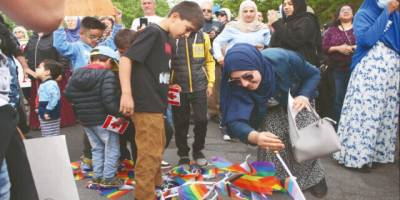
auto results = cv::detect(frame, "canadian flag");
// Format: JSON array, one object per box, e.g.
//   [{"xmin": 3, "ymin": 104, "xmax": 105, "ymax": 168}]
[
  {"xmin": 168, "ymin": 87, "xmax": 180, "ymax": 106},
  {"xmin": 102, "ymin": 115, "xmax": 129, "ymax": 134}
]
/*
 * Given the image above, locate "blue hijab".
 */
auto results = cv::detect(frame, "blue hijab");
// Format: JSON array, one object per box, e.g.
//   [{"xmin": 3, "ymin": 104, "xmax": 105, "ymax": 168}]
[
  {"xmin": 221, "ymin": 43, "xmax": 275, "ymax": 125},
  {"xmin": 351, "ymin": 0, "xmax": 399, "ymax": 70},
  {"xmin": 65, "ymin": 17, "xmax": 81, "ymax": 42}
]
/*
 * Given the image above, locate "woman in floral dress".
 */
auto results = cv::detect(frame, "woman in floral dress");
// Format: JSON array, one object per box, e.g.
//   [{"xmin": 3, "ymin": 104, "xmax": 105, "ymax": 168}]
[{"xmin": 333, "ymin": 0, "xmax": 399, "ymax": 170}]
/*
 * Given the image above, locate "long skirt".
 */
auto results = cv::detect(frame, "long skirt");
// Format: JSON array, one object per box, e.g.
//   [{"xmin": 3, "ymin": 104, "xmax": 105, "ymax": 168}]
[
  {"xmin": 333, "ymin": 42, "xmax": 400, "ymax": 168},
  {"xmin": 257, "ymin": 105, "xmax": 326, "ymax": 190}
]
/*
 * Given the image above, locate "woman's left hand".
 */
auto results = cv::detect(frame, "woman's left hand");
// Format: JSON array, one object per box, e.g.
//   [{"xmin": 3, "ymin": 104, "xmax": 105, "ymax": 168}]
[{"xmin": 293, "ymin": 95, "xmax": 310, "ymax": 112}]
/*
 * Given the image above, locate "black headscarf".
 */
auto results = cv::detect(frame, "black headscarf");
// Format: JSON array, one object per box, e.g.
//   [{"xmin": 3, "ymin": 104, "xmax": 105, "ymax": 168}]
[{"xmin": 282, "ymin": 0, "xmax": 307, "ymax": 22}]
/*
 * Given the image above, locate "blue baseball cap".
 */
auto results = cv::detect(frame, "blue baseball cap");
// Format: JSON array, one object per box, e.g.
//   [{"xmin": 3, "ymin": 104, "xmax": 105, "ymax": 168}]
[{"xmin": 91, "ymin": 46, "xmax": 119, "ymax": 70}]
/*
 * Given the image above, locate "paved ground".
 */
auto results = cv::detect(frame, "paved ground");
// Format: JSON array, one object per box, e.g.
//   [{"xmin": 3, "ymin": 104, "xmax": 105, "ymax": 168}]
[{"xmin": 31, "ymin": 122, "xmax": 399, "ymax": 200}]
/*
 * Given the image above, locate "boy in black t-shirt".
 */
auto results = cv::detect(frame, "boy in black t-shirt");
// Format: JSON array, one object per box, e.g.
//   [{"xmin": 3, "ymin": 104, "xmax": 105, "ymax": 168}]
[{"xmin": 118, "ymin": 1, "xmax": 204, "ymax": 199}]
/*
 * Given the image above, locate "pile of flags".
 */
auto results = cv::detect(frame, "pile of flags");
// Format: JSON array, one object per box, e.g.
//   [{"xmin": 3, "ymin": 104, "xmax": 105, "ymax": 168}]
[{"xmin": 71, "ymin": 155, "xmax": 305, "ymax": 200}]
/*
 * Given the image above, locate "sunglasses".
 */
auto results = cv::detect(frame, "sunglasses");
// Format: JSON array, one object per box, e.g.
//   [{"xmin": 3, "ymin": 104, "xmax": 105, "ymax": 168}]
[
  {"xmin": 202, "ymin": 9, "xmax": 212, "ymax": 13},
  {"xmin": 228, "ymin": 73, "xmax": 254, "ymax": 86}
]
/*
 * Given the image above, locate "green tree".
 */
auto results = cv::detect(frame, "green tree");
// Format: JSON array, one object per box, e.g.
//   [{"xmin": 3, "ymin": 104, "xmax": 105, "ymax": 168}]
[
  {"xmin": 214, "ymin": 0, "xmax": 364, "ymax": 25},
  {"xmin": 112, "ymin": 0, "xmax": 170, "ymax": 27}
]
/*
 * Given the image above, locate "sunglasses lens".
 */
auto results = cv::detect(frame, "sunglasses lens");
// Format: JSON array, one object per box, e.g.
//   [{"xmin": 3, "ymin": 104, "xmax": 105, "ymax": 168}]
[{"xmin": 242, "ymin": 73, "xmax": 254, "ymax": 81}]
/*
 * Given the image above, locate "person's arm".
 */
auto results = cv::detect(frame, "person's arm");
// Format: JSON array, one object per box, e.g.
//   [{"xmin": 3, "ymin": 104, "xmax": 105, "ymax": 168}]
[
  {"xmin": 292, "ymin": 56, "xmax": 321, "ymax": 99},
  {"xmin": 100, "ymin": 12, "xmax": 124, "ymax": 48},
  {"xmin": 45, "ymin": 82, "xmax": 61, "ymax": 114},
  {"xmin": 0, "ymin": 0, "xmax": 64, "ymax": 32},
  {"xmin": 101, "ymin": 71, "xmax": 120, "ymax": 115},
  {"xmin": 119, "ymin": 26, "xmax": 157, "ymax": 116},
  {"xmin": 15, "ymin": 56, "xmax": 36, "ymax": 78},
  {"xmin": 227, "ymin": 120, "xmax": 256, "ymax": 142},
  {"xmin": 227, "ymin": 120, "xmax": 284, "ymax": 151},
  {"xmin": 212, "ymin": 26, "xmax": 233, "ymax": 64},
  {"xmin": 203, "ymin": 33, "xmax": 215, "ymax": 96},
  {"xmin": 353, "ymin": 8, "xmax": 390, "ymax": 49},
  {"xmin": 53, "ymin": 28, "xmax": 78, "ymax": 60},
  {"xmin": 119, "ymin": 56, "xmax": 134, "ymax": 116}
]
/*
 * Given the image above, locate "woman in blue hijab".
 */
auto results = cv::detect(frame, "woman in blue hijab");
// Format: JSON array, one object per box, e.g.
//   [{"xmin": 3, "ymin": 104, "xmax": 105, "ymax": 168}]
[
  {"xmin": 221, "ymin": 43, "xmax": 328, "ymax": 197},
  {"xmin": 64, "ymin": 16, "xmax": 81, "ymax": 42},
  {"xmin": 333, "ymin": 0, "xmax": 399, "ymax": 171}
]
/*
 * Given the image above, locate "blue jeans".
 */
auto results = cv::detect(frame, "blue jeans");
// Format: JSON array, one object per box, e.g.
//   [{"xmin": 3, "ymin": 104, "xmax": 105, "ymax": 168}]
[
  {"xmin": 0, "ymin": 160, "xmax": 10, "ymax": 200},
  {"xmin": 333, "ymin": 70, "xmax": 350, "ymax": 126},
  {"xmin": 83, "ymin": 126, "xmax": 120, "ymax": 180}
]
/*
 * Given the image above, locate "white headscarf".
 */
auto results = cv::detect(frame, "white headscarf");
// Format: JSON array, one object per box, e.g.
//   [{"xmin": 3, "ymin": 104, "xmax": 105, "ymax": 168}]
[
  {"xmin": 12, "ymin": 26, "xmax": 29, "ymax": 45},
  {"xmin": 227, "ymin": 0, "xmax": 266, "ymax": 32}
]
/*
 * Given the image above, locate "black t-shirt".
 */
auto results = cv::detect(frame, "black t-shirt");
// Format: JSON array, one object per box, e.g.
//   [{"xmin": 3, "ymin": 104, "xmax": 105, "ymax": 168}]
[{"xmin": 124, "ymin": 24, "xmax": 172, "ymax": 113}]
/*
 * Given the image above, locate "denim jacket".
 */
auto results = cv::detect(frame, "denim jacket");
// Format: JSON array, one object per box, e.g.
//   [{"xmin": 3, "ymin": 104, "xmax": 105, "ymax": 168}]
[
  {"xmin": 262, "ymin": 48, "xmax": 320, "ymax": 105},
  {"xmin": 227, "ymin": 48, "xmax": 320, "ymax": 143},
  {"xmin": 53, "ymin": 24, "xmax": 122, "ymax": 70}
]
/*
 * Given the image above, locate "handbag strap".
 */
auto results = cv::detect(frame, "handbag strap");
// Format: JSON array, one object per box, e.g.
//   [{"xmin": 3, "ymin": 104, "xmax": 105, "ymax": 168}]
[{"xmin": 340, "ymin": 24, "xmax": 353, "ymax": 45}]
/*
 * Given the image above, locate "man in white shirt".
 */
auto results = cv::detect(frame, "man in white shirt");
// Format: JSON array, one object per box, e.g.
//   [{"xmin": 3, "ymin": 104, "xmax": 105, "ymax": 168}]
[{"xmin": 130, "ymin": 0, "xmax": 163, "ymax": 31}]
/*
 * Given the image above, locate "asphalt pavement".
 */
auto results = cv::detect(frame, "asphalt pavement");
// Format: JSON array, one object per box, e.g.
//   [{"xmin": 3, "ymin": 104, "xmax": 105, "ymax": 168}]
[{"xmin": 30, "ymin": 122, "xmax": 399, "ymax": 200}]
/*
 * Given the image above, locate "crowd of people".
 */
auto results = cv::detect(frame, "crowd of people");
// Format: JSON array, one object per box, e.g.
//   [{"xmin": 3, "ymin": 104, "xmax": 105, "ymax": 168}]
[{"xmin": 0, "ymin": 0, "xmax": 398, "ymax": 199}]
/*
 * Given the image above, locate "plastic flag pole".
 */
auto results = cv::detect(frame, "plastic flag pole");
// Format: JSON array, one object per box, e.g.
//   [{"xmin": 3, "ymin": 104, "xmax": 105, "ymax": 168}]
[{"xmin": 275, "ymin": 153, "xmax": 306, "ymax": 200}]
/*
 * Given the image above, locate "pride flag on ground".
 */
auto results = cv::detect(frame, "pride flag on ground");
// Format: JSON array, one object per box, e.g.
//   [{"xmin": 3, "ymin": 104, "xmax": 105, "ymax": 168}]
[{"xmin": 178, "ymin": 183, "xmax": 209, "ymax": 200}]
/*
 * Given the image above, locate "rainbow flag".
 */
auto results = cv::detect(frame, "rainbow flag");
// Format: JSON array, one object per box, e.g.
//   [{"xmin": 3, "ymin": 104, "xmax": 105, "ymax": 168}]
[
  {"xmin": 251, "ymin": 161, "xmax": 276, "ymax": 177},
  {"xmin": 228, "ymin": 186, "xmax": 250, "ymax": 200},
  {"xmin": 211, "ymin": 156, "xmax": 233, "ymax": 168},
  {"xmin": 284, "ymin": 177, "xmax": 305, "ymax": 200},
  {"xmin": 230, "ymin": 174, "xmax": 283, "ymax": 195},
  {"xmin": 170, "ymin": 166, "xmax": 191, "ymax": 176},
  {"xmin": 121, "ymin": 159, "xmax": 135, "ymax": 169},
  {"xmin": 71, "ymin": 161, "xmax": 80, "ymax": 171},
  {"xmin": 178, "ymin": 184, "xmax": 209, "ymax": 200},
  {"xmin": 73, "ymin": 171, "xmax": 85, "ymax": 180},
  {"xmin": 100, "ymin": 188, "xmax": 131, "ymax": 200}
]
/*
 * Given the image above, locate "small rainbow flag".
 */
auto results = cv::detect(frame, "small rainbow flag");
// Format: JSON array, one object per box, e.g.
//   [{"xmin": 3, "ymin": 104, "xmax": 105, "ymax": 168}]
[
  {"xmin": 230, "ymin": 174, "xmax": 282, "ymax": 195},
  {"xmin": 284, "ymin": 177, "xmax": 305, "ymax": 200},
  {"xmin": 178, "ymin": 184, "xmax": 209, "ymax": 200},
  {"xmin": 74, "ymin": 171, "xmax": 85, "ymax": 180},
  {"xmin": 251, "ymin": 161, "xmax": 276, "ymax": 177},
  {"xmin": 170, "ymin": 166, "xmax": 191, "ymax": 176},
  {"xmin": 228, "ymin": 186, "xmax": 250, "ymax": 200},
  {"xmin": 100, "ymin": 188, "xmax": 131, "ymax": 200},
  {"xmin": 71, "ymin": 161, "xmax": 80, "ymax": 171},
  {"xmin": 211, "ymin": 156, "xmax": 233, "ymax": 168}
]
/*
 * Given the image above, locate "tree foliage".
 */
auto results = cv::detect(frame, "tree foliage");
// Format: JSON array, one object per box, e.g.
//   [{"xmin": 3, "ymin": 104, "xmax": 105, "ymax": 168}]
[
  {"xmin": 112, "ymin": 0, "xmax": 170, "ymax": 27},
  {"xmin": 214, "ymin": 0, "xmax": 364, "ymax": 25}
]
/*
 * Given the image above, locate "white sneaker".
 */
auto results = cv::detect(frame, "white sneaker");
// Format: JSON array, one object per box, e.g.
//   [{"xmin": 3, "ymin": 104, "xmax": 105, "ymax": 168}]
[
  {"xmin": 223, "ymin": 134, "xmax": 231, "ymax": 141},
  {"xmin": 161, "ymin": 160, "xmax": 171, "ymax": 169}
]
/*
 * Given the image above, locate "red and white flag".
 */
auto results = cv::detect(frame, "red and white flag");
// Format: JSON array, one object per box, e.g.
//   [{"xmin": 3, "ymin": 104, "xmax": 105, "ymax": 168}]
[
  {"xmin": 168, "ymin": 87, "xmax": 180, "ymax": 106},
  {"xmin": 102, "ymin": 115, "xmax": 129, "ymax": 134}
]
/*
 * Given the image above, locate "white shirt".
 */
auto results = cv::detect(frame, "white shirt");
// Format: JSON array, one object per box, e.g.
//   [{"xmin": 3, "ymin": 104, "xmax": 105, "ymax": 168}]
[{"xmin": 130, "ymin": 15, "xmax": 164, "ymax": 31}]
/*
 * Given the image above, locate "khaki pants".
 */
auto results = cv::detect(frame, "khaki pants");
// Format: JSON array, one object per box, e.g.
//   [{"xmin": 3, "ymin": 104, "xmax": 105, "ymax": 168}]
[
  {"xmin": 208, "ymin": 63, "xmax": 222, "ymax": 117},
  {"xmin": 131, "ymin": 112, "xmax": 165, "ymax": 200}
]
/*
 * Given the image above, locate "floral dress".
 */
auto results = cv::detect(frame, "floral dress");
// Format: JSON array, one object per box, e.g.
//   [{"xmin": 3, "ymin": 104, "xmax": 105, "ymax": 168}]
[{"xmin": 333, "ymin": 42, "xmax": 400, "ymax": 168}]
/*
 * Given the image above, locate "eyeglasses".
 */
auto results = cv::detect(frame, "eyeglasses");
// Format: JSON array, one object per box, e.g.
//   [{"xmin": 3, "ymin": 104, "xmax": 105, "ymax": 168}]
[
  {"xmin": 228, "ymin": 73, "xmax": 254, "ymax": 86},
  {"xmin": 217, "ymin": 13, "xmax": 226, "ymax": 17},
  {"xmin": 202, "ymin": 9, "xmax": 212, "ymax": 13},
  {"xmin": 340, "ymin": 7, "xmax": 353, "ymax": 13},
  {"xmin": 88, "ymin": 34, "xmax": 102, "ymax": 41}
]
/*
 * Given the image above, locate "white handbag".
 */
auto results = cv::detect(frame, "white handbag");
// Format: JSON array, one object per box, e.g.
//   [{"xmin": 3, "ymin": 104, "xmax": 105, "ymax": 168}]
[{"xmin": 287, "ymin": 92, "xmax": 341, "ymax": 163}]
